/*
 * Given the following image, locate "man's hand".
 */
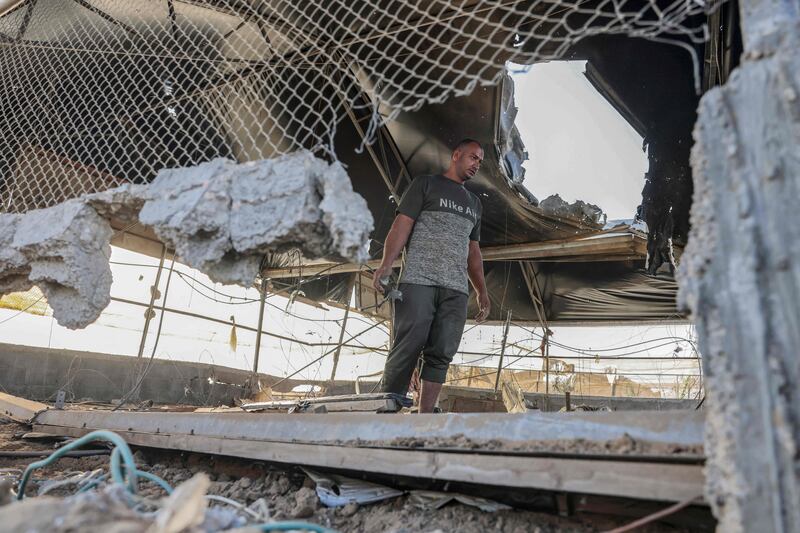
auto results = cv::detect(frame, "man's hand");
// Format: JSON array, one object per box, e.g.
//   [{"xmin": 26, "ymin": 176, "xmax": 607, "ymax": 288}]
[
  {"xmin": 475, "ymin": 290, "xmax": 490, "ymax": 323},
  {"xmin": 372, "ymin": 263, "xmax": 392, "ymax": 294},
  {"xmin": 372, "ymin": 215, "xmax": 415, "ymax": 294}
]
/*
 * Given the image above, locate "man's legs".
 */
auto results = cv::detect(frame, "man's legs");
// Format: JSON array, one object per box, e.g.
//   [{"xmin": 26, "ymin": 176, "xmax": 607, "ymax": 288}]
[
  {"xmin": 419, "ymin": 288, "xmax": 468, "ymax": 413},
  {"xmin": 419, "ymin": 380, "xmax": 443, "ymax": 413},
  {"xmin": 380, "ymin": 284, "xmax": 436, "ymax": 396}
]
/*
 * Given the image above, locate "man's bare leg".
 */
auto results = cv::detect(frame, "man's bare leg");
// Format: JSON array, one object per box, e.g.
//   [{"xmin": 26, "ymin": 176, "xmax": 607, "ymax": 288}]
[{"xmin": 419, "ymin": 380, "xmax": 443, "ymax": 413}]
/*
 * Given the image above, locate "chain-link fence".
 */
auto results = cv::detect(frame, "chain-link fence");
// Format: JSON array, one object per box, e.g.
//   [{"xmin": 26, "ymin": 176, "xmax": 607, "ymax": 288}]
[{"xmin": 0, "ymin": 0, "xmax": 718, "ymax": 213}]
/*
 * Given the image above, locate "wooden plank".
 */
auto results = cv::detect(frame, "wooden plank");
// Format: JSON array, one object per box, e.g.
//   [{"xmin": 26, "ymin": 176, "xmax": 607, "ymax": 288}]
[
  {"xmin": 33, "ymin": 423, "xmax": 705, "ymax": 503},
  {"xmin": 0, "ymin": 392, "xmax": 49, "ymax": 423}
]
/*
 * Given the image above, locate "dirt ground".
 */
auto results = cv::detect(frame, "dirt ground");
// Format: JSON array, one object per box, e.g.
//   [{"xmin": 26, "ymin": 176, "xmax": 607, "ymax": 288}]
[{"xmin": 0, "ymin": 418, "xmax": 704, "ymax": 532}]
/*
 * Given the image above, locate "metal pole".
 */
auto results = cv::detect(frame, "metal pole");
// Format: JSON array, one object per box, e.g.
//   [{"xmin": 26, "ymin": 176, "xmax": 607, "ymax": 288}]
[
  {"xmin": 136, "ymin": 244, "xmax": 167, "ymax": 358},
  {"xmin": 252, "ymin": 278, "xmax": 268, "ymax": 376},
  {"xmin": 494, "ymin": 311, "xmax": 512, "ymax": 391},
  {"xmin": 329, "ymin": 301, "xmax": 351, "ymax": 383},
  {"xmin": 544, "ymin": 330, "xmax": 551, "ymax": 412}
]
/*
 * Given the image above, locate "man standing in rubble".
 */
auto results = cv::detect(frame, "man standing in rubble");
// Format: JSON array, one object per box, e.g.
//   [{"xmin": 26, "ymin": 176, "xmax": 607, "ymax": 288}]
[{"xmin": 374, "ymin": 139, "xmax": 491, "ymax": 413}]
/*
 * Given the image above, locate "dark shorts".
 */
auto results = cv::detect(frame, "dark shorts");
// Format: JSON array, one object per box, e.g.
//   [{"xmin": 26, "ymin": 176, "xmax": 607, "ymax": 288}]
[{"xmin": 380, "ymin": 283, "xmax": 468, "ymax": 395}]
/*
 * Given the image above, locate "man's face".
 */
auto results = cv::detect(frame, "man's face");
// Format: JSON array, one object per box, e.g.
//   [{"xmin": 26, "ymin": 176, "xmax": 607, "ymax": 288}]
[{"xmin": 453, "ymin": 143, "xmax": 484, "ymax": 181}]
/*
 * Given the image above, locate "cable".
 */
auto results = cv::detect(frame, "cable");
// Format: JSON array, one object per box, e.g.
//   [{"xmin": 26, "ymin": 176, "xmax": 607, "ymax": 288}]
[
  {"xmin": 269, "ymin": 319, "xmax": 387, "ymax": 389},
  {"xmin": 510, "ymin": 320, "xmax": 695, "ymax": 352},
  {"xmin": 113, "ymin": 255, "xmax": 177, "ymax": 411},
  {"xmin": 510, "ymin": 321, "xmax": 699, "ymax": 358},
  {"xmin": 0, "ymin": 295, "xmax": 45, "ymax": 325},
  {"xmin": 112, "ymin": 447, "xmax": 174, "ymax": 495},
  {"xmin": 17, "ymin": 430, "xmax": 139, "ymax": 499},
  {"xmin": 15, "ymin": 431, "xmax": 335, "ymax": 531},
  {"xmin": 165, "ymin": 263, "xmax": 385, "ymax": 329}
]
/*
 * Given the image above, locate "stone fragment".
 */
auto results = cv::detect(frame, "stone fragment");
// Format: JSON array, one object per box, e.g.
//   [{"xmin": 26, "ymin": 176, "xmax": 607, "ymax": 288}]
[
  {"xmin": 0, "ymin": 200, "xmax": 112, "ymax": 329},
  {"xmin": 0, "ymin": 151, "xmax": 373, "ymax": 329},
  {"xmin": 291, "ymin": 487, "xmax": 319, "ymax": 518},
  {"xmin": 540, "ymin": 193, "xmax": 606, "ymax": 226}
]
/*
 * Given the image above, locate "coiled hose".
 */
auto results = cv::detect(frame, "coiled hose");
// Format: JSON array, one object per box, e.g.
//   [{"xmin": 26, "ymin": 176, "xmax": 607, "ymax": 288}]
[{"xmin": 14, "ymin": 429, "xmax": 337, "ymax": 532}]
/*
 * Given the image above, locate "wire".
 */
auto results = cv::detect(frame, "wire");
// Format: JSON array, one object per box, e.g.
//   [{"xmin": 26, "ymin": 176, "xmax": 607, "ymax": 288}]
[
  {"xmin": 17, "ymin": 430, "xmax": 139, "ymax": 499},
  {"xmin": 603, "ymin": 495, "xmax": 703, "ymax": 533},
  {"xmin": 0, "ymin": 295, "xmax": 45, "ymax": 325},
  {"xmin": 125, "ymin": 260, "xmax": 384, "ymax": 330},
  {"xmin": 269, "ymin": 319, "xmax": 387, "ymax": 389},
  {"xmin": 510, "ymin": 320, "xmax": 699, "ymax": 358},
  {"xmin": 113, "ymin": 255, "xmax": 177, "ymax": 411}
]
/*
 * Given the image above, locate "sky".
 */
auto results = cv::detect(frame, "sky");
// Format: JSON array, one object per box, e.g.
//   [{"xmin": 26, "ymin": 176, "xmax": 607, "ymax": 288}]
[
  {"xmin": 510, "ymin": 61, "xmax": 648, "ymax": 221},
  {"xmin": 0, "ymin": 61, "xmax": 700, "ymax": 398}
]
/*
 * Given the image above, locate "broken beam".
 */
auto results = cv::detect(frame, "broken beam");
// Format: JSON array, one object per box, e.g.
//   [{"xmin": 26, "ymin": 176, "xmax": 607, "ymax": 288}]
[
  {"xmin": 34, "ymin": 421, "xmax": 704, "ymax": 503},
  {"xmin": 262, "ymin": 234, "xmax": 644, "ymax": 279},
  {"xmin": 12, "ymin": 394, "xmax": 705, "ymax": 502},
  {"xmin": 0, "ymin": 392, "xmax": 48, "ymax": 423}
]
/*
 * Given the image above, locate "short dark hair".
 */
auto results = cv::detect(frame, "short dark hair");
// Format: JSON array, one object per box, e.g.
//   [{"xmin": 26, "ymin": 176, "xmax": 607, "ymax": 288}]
[{"xmin": 454, "ymin": 138, "xmax": 482, "ymax": 152}]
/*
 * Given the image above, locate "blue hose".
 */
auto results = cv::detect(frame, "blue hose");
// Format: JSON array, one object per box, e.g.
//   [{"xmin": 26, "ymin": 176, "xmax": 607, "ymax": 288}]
[
  {"xmin": 17, "ymin": 430, "xmax": 139, "ymax": 499},
  {"xmin": 111, "ymin": 447, "xmax": 174, "ymax": 495},
  {"xmin": 16, "ymin": 431, "xmax": 335, "ymax": 533}
]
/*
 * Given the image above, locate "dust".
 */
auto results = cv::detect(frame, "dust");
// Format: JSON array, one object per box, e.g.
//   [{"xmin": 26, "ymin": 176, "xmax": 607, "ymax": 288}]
[{"xmin": 347, "ymin": 432, "xmax": 703, "ymax": 457}]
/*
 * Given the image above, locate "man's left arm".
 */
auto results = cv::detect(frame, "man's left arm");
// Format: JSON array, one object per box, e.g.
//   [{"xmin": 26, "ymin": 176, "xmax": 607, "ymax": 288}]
[{"xmin": 468, "ymin": 240, "xmax": 490, "ymax": 322}]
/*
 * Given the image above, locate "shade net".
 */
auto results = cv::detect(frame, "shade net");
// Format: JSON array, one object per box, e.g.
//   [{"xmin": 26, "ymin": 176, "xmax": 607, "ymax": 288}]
[{"xmin": 0, "ymin": 0, "xmax": 718, "ymax": 214}]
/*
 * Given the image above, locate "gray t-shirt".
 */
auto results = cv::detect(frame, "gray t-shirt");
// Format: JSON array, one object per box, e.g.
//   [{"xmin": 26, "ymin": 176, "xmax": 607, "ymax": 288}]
[{"xmin": 397, "ymin": 174, "xmax": 482, "ymax": 294}]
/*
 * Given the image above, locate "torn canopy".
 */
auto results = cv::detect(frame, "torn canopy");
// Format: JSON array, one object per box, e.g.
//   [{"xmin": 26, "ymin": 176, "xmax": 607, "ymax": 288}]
[{"xmin": 267, "ymin": 71, "xmax": 682, "ymax": 324}]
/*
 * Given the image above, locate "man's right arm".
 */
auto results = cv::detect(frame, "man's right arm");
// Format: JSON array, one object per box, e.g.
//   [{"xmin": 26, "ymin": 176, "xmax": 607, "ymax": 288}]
[{"xmin": 372, "ymin": 214, "xmax": 415, "ymax": 294}]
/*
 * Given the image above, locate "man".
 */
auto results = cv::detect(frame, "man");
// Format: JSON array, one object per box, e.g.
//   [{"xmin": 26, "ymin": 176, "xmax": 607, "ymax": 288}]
[{"xmin": 374, "ymin": 139, "xmax": 491, "ymax": 413}]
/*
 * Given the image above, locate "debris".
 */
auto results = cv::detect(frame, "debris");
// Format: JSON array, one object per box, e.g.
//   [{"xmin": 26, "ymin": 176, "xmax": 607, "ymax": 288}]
[
  {"xmin": 0, "ymin": 151, "xmax": 373, "ymax": 328},
  {"xmin": 0, "ymin": 200, "xmax": 112, "ymax": 329},
  {"xmin": 151, "ymin": 473, "xmax": 210, "ymax": 533},
  {"xmin": 304, "ymin": 469, "xmax": 403, "ymax": 507},
  {"xmin": 540, "ymin": 194, "xmax": 607, "ymax": 226},
  {"xmin": 291, "ymin": 486, "xmax": 319, "ymax": 518},
  {"xmin": 339, "ymin": 501, "xmax": 359, "ymax": 517},
  {"xmin": 137, "ymin": 152, "xmax": 373, "ymax": 286},
  {"xmin": 0, "ymin": 479, "xmax": 13, "ymax": 506},
  {"xmin": 407, "ymin": 490, "xmax": 512, "ymax": 513}
]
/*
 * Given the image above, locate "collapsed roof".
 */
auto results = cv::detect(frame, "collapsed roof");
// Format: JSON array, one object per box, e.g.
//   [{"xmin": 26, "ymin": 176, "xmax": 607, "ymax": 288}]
[{"xmin": 0, "ymin": 0, "xmax": 738, "ymax": 325}]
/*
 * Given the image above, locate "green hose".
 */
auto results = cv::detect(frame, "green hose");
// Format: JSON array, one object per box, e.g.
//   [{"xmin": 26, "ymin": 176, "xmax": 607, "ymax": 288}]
[
  {"xmin": 17, "ymin": 430, "xmax": 139, "ymax": 499},
  {"xmin": 111, "ymin": 447, "xmax": 174, "ymax": 495},
  {"xmin": 16, "ymin": 431, "xmax": 335, "ymax": 533}
]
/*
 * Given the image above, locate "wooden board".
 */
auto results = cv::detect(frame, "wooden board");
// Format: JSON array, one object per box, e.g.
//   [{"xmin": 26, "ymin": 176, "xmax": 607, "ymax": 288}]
[
  {"xmin": 0, "ymin": 392, "xmax": 48, "ymax": 423},
  {"xmin": 33, "ymin": 422, "xmax": 705, "ymax": 504}
]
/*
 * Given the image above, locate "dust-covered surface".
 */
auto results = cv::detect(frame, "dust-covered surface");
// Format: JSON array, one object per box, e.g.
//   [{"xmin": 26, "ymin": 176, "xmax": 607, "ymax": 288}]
[
  {"xmin": 0, "ymin": 151, "xmax": 373, "ymax": 329},
  {"xmin": 0, "ymin": 200, "xmax": 113, "ymax": 329},
  {"xmin": 678, "ymin": 14, "xmax": 800, "ymax": 531},
  {"xmin": 0, "ymin": 418, "xmax": 700, "ymax": 532},
  {"xmin": 346, "ymin": 433, "xmax": 704, "ymax": 458},
  {"xmin": 135, "ymin": 151, "xmax": 373, "ymax": 286}
]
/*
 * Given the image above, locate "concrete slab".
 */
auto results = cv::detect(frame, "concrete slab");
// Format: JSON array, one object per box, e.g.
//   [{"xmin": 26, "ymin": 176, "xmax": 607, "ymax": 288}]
[{"xmin": 33, "ymin": 408, "xmax": 704, "ymax": 448}]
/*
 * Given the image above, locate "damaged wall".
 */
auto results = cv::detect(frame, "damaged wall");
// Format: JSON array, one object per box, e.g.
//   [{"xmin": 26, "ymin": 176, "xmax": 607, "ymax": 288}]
[
  {"xmin": 0, "ymin": 151, "xmax": 373, "ymax": 329},
  {"xmin": 679, "ymin": 2, "xmax": 800, "ymax": 530}
]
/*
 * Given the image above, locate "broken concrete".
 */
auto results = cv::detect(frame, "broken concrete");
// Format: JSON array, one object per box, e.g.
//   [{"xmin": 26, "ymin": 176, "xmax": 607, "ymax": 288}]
[
  {"xmin": 679, "ymin": 6, "xmax": 800, "ymax": 531},
  {"xmin": 539, "ymin": 194, "xmax": 607, "ymax": 226},
  {"xmin": 0, "ymin": 200, "xmax": 113, "ymax": 330},
  {"xmin": 137, "ymin": 151, "xmax": 372, "ymax": 286},
  {"xmin": 0, "ymin": 151, "xmax": 373, "ymax": 328},
  {"xmin": 497, "ymin": 72, "xmax": 540, "ymax": 206}
]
